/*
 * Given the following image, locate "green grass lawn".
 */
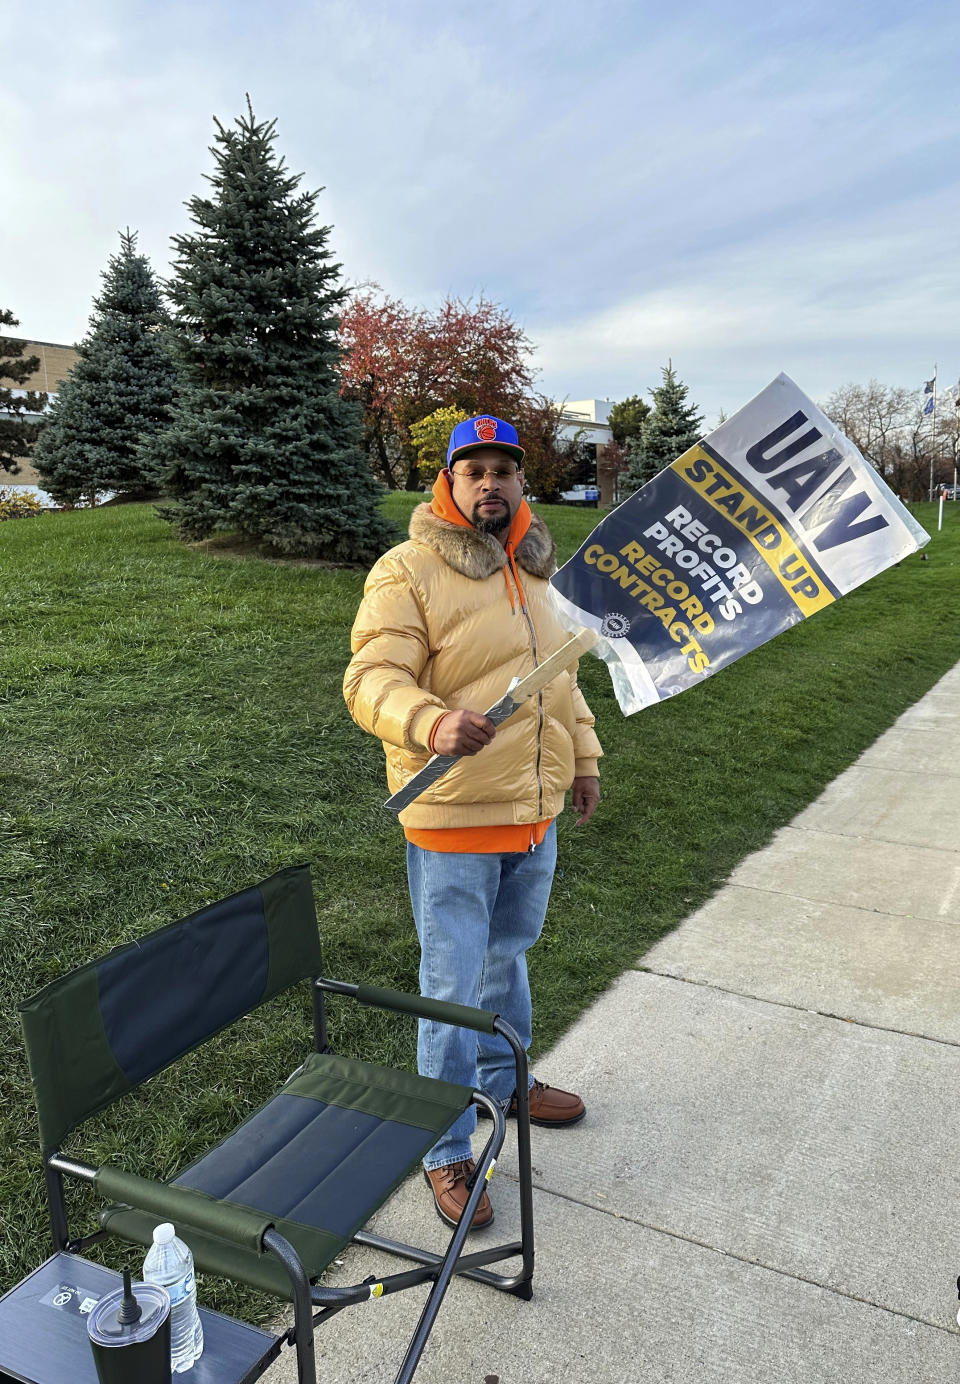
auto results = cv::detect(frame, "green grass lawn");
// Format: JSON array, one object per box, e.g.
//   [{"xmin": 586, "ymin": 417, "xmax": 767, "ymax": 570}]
[{"xmin": 2, "ymin": 495, "xmax": 959, "ymax": 1319}]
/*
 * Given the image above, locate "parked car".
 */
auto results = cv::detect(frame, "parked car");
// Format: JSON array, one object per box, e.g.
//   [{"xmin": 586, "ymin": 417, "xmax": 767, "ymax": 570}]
[{"xmin": 560, "ymin": 483, "xmax": 600, "ymax": 506}]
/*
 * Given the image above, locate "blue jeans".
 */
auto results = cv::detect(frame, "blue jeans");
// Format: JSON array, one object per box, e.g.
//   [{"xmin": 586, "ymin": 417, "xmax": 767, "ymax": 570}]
[{"xmin": 407, "ymin": 823, "xmax": 558, "ymax": 1170}]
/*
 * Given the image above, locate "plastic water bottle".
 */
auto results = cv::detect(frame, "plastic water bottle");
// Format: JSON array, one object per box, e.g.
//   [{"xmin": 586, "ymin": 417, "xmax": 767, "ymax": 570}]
[{"xmin": 142, "ymin": 1222, "xmax": 204, "ymax": 1372}]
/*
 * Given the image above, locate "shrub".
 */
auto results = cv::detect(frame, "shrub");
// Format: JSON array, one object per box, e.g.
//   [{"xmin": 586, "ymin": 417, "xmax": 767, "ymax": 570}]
[
  {"xmin": 0, "ymin": 487, "xmax": 46, "ymax": 521},
  {"xmin": 411, "ymin": 406, "xmax": 468, "ymax": 488}
]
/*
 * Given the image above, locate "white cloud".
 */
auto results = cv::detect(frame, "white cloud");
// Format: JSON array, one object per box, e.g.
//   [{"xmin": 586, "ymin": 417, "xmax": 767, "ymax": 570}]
[
  {"xmin": 3, "ymin": 0, "xmax": 959, "ymax": 424},
  {"xmin": 532, "ymin": 181, "xmax": 960, "ymax": 421}
]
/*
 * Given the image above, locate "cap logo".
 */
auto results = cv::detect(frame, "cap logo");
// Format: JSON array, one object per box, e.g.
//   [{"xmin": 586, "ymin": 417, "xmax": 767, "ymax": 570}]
[{"xmin": 474, "ymin": 417, "xmax": 498, "ymax": 443}]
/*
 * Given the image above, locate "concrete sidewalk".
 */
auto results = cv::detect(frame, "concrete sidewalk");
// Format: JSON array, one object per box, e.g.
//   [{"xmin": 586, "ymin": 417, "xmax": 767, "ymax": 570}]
[{"xmin": 266, "ymin": 661, "xmax": 960, "ymax": 1383}]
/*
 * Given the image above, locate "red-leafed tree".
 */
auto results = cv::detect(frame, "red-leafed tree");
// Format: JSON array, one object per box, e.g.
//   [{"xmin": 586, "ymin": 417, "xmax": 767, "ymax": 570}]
[
  {"xmin": 597, "ymin": 437, "xmax": 630, "ymax": 504},
  {"xmin": 512, "ymin": 392, "xmax": 569, "ymax": 502},
  {"xmin": 339, "ymin": 288, "xmax": 547, "ymax": 490}
]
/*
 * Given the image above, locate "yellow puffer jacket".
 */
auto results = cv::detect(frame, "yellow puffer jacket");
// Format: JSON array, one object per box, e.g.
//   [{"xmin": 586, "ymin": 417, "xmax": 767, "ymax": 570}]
[{"xmin": 344, "ymin": 502, "xmax": 602, "ymax": 829}]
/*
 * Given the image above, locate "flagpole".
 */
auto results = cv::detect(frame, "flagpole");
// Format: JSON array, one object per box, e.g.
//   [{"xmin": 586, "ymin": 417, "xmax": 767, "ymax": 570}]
[{"xmin": 928, "ymin": 365, "xmax": 938, "ymax": 501}]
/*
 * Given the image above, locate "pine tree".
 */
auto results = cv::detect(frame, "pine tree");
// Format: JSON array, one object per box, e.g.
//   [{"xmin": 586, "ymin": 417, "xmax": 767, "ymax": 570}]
[
  {"xmin": 0, "ymin": 313, "xmax": 47, "ymax": 475},
  {"xmin": 607, "ymin": 394, "xmax": 650, "ymax": 447},
  {"xmin": 147, "ymin": 101, "xmax": 394, "ymax": 560},
  {"xmin": 623, "ymin": 362, "xmax": 703, "ymax": 494},
  {"xmin": 32, "ymin": 232, "xmax": 177, "ymax": 505}
]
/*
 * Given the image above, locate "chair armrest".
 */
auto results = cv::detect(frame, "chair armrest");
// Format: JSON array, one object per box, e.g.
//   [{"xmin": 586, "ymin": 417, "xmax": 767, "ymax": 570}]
[
  {"xmin": 95, "ymin": 1166, "xmax": 273, "ymax": 1254},
  {"xmin": 354, "ymin": 983, "xmax": 498, "ymax": 1035}
]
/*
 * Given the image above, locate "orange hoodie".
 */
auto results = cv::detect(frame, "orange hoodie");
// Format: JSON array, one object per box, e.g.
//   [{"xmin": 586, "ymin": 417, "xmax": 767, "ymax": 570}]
[{"xmin": 404, "ymin": 472, "xmax": 552, "ymax": 855}]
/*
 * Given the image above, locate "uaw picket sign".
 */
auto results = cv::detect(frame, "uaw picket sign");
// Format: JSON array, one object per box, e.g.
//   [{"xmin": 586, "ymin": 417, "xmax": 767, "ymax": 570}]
[
  {"xmin": 386, "ymin": 374, "xmax": 929, "ymax": 808},
  {"xmin": 550, "ymin": 373, "xmax": 930, "ymax": 714}
]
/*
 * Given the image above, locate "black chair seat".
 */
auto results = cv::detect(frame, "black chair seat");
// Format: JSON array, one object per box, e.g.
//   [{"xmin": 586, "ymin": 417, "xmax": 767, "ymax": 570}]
[{"xmin": 103, "ymin": 1051, "xmax": 473, "ymax": 1296}]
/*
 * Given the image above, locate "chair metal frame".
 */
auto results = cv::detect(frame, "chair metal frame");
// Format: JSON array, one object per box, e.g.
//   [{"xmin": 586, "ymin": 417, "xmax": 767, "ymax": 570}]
[{"xmin": 27, "ymin": 939, "xmax": 535, "ymax": 1384}]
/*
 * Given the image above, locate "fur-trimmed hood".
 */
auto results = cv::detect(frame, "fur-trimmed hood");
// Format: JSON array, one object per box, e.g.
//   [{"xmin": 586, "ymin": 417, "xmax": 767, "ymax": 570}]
[{"xmin": 408, "ymin": 503, "xmax": 556, "ymax": 581}]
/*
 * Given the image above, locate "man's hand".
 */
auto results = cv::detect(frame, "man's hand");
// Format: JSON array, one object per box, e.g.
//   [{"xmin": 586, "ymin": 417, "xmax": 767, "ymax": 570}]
[
  {"xmin": 570, "ymin": 776, "xmax": 600, "ymax": 825},
  {"xmin": 432, "ymin": 710, "xmax": 497, "ymax": 756}
]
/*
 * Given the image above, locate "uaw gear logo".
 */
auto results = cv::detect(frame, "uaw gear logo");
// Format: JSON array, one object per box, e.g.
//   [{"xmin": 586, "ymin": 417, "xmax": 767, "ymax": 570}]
[
  {"xmin": 474, "ymin": 417, "xmax": 499, "ymax": 443},
  {"xmin": 601, "ymin": 612, "xmax": 631, "ymax": 639}
]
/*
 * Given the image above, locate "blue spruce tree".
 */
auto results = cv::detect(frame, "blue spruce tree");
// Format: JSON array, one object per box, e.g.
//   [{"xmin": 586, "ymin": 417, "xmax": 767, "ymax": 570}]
[
  {"xmin": 623, "ymin": 362, "xmax": 703, "ymax": 495},
  {"xmin": 149, "ymin": 101, "xmax": 394, "ymax": 560},
  {"xmin": 32, "ymin": 231, "xmax": 177, "ymax": 506}
]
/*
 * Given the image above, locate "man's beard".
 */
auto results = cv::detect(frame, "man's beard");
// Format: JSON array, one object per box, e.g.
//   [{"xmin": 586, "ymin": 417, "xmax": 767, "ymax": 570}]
[{"xmin": 471, "ymin": 502, "xmax": 511, "ymax": 535}]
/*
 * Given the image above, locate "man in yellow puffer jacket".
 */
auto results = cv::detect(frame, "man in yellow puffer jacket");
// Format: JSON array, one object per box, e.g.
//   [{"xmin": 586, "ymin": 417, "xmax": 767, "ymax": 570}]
[{"xmin": 343, "ymin": 414, "xmax": 602, "ymax": 1230}]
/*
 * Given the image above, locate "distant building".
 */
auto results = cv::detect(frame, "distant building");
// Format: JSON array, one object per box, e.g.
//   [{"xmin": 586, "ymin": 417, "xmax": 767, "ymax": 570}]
[
  {"xmin": 556, "ymin": 398, "xmax": 619, "ymax": 505},
  {"xmin": 557, "ymin": 399, "xmax": 614, "ymax": 448},
  {"xmin": 0, "ymin": 337, "xmax": 78, "ymax": 489}
]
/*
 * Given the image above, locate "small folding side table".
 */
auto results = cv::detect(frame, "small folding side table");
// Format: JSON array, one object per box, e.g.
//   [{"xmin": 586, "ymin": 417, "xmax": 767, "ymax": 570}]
[{"xmin": 0, "ymin": 1253, "xmax": 279, "ymax": 1384}]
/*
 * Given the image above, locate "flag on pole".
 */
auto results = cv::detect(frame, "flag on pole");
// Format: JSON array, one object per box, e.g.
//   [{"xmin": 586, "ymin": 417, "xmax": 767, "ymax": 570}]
[
  {"xmin": 924, "ymin": 395, "xmax": 935, "ymax": 416},
  {"xmin": 550, "ymin": 373, "xmax": 930, "ymax": 716},
  {"xmin": 924, "ymin": 379, "xmax": 936, "ymax": 393}
]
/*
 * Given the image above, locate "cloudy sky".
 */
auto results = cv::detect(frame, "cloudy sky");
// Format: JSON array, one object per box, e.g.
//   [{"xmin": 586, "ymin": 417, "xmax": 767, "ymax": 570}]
[{"xmin": 5, "ymin": 0, "xmax": 959, "ymax": 423}]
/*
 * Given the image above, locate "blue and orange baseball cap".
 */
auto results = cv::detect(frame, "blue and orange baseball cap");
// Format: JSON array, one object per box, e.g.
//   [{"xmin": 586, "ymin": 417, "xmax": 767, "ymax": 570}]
[{"xmin": 446, "ymin": 415, "xmax": 525, "ymax": 468}]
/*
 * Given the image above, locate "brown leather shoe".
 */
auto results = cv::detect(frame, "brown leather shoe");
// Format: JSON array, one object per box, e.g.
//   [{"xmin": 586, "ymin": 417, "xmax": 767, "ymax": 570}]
[
  {"xmin": 478, "ymin": 1078, "xmax": 586, "ymax": 1127},
  {"xmin": 423, "ymin": 1159, "xmax": 494, "ymax": 1229},
  {"xmin": 523, "ymin": 1078, "xmax": 586, "ymax": 1126}
]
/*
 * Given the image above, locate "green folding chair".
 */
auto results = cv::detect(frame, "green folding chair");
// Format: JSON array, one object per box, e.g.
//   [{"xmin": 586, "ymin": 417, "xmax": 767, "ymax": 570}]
[{"xmin": 19, "ymin": 864, "xmax": 535, "ymax": 1383}]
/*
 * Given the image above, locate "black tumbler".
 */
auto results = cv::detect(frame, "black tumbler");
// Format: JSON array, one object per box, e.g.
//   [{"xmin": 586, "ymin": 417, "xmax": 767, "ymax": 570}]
[{"xmin": 86, "ymin": 1272, "xmax": 172, "ymax": 1384}]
